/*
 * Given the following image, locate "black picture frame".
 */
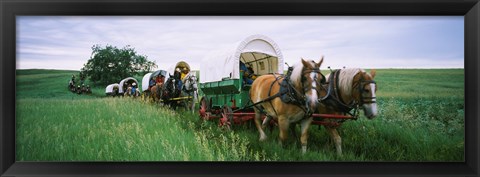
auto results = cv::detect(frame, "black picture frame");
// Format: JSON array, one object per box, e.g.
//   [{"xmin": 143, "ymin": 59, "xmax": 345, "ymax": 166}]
[{"xmin": 1, "ymin": 0, "xmax": 479, "ymax": 176}]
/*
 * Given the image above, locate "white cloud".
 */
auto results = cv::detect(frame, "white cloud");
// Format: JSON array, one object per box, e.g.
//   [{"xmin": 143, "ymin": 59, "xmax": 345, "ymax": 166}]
[{"xmin": 17, "ymin": 16, "xmax": 464, "ymax": 71}]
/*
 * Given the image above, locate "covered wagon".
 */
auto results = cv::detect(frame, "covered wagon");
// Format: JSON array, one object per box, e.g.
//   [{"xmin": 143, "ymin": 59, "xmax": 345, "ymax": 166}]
[
  {"xmin": 141, "ymin": 70, "xmax": 168, "ymax": 101},
  {"xmin": 118, "ymin": 77, "xmax": 139, "ymax": 94},
  {"xmin": 105, "ymin": 83, "xmax": 120, "ymax": 96},
  {"xmin": 141, "ymin": 70, "xmax": 168, "ymax": 92},
  {"xmin": 163, "ymin": 61, "xmax": 198, "ymax": 111},
  {"xmin": 198, "ymin": 34, "xmax": 284, "ymax": 128}
]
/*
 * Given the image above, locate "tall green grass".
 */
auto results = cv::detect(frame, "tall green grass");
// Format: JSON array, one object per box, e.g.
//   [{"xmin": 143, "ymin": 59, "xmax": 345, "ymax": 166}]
[
  {"xmin": 16, "ymin": 69, "xmax": 464, "ymax": 161},
  {"xmin": 16, "ymin": 98, "xmax": 275, "ymax": 161}
]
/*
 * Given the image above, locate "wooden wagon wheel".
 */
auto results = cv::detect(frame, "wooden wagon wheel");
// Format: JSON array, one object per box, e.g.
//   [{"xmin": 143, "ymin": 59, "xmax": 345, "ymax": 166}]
[
  {"xmin": 219, "ymin": 105, "xmax": 233, "ymax": 130},
  {"xmin": 199, "ymin": 96, "xmax": 211, "ymax": 120}
]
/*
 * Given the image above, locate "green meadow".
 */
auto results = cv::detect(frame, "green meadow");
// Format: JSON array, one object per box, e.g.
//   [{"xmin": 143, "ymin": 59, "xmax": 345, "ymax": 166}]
[{"xmin": 16, "ymin": 69, "xmax": 464, "ymax": 161}]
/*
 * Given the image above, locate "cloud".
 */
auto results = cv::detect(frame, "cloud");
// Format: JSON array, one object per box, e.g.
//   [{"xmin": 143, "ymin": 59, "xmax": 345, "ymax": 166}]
[{"xmin": 17, "ymin": 16, "xmax": 464, "ymax": 71}]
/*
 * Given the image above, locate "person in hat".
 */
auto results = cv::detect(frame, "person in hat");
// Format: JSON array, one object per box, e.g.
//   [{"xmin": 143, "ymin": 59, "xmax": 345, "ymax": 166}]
[
  {"xmin": 155, "ymin": 75, "xmax": 165, "ymax": 86},
  {"xmin": 86, "ymin": 85, "xmax": 92, "ymax": 94},
  {"xmin": 77, "ymin": 85, "xmax": 82, "ymax": 94},
  {"xmin": 131, "ymin": 82, "xmax": 137, "ymax": 96},
  {"xmin": 71, "ymin": 74, "xmax": 76, "ymax": 83},
  {"xmin": 149, "ymin": 76, "xmax": 156, "ymax": 90},
  {"xmin": 81, "ymin": 84, "xmax": 87, "ymax": 93},
  {"xmin": 240, "ymin": 61, "xmax": 255, "ymax": 85},
  {"xmin": 180, "ymin": 67, "xmax": 188, "ymax": 82}
]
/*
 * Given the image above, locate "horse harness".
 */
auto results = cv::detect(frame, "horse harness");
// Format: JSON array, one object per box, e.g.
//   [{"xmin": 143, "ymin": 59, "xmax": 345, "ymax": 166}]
[
  {"xmin": 182, "ymin": 75, "xmax": 197, "ymax": 93},
  {"xmin": 319, "ymin": 69, "xmax": 377, "ymax": 119},
  {"xmin": 247, "ymin": 66, "xmax": 325, "ymax": 119}
]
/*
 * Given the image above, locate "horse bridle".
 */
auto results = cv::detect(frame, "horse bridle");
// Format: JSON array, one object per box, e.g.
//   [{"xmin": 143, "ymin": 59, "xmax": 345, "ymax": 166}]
[
  {"xmin": 298, "ymin": 68, "xmax": 326, "ymax": 115},
  {"xmin": 357, "ymin": 78, "xmax": 377, "ymax": 105},
  {"xmin": 301, "ymin": 68, "xmax": 325, "ymax": 95},
  {"xmin": 184, "ymin": 75, "xmax": 197, "ymax": 92}
]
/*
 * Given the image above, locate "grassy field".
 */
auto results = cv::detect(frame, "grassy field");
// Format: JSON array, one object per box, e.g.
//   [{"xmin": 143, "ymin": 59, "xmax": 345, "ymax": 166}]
[{"xmin": 16, "ymin": 69, "xmax": 464, "ymax": 161}]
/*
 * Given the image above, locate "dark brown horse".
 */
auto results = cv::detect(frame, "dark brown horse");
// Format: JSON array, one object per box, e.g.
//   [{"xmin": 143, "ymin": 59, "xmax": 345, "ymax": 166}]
[
  {"xmin": 150, "ymin": 82, "xmax": 163, "ymax": 102},
  {"xmin": 249, "ymin": 57, "xmax": 324, "ymax": 153},
  {"xmin": 162, "ymin": 76, "xmax": 181, "ymax": 109},
  {"xmin": 318, "ymin": 68, "xmax": 377, "ymax": 156}
]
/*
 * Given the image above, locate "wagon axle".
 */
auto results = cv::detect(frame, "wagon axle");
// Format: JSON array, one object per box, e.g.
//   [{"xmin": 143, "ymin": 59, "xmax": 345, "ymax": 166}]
[{"xmin": 201, "ymin": 103, "xmax": 355, "ymax": 130}]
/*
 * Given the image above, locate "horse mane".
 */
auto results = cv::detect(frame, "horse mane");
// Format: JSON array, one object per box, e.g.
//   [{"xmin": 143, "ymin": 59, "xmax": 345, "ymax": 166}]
[
  {"xmin": 338, "ymin": 68, "xmax": 365, "ymax": 97},
  {"xmin": 290, "ymin": 60, "xmax": 313, "ymax": 88}
]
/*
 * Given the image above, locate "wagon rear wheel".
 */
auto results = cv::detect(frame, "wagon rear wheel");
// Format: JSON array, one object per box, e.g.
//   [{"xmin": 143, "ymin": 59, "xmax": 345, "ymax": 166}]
[
  {"xmin": 199, "ymin": 97, "xmax": 210, "ymax": 120},
  {"xmin": 220, "ymin": 105, "xmax": 233, "ymax": 130}
]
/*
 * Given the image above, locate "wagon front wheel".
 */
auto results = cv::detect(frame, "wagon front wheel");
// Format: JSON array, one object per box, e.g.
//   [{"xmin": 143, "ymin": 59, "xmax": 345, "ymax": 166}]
[
  {"xmin": 199, "ymin": 97, "xmax": 210, "ymax": 120},
  {"xmin": 219, "ymin": 105, "xmax": 233, "ymax": 130}
]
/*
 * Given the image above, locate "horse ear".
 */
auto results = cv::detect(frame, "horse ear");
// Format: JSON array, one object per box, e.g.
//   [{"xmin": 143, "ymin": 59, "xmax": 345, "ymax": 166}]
[
  {"xmin": 301, "ymin": 58, "xmax": 309, "ymax": 67},
  {"xmin": 316, "ymin": 56, "xmax": 324, "ymax": 67},
  {"xmin": 370, "ymin": 69, "xmax": 376, "ymax": 79}
]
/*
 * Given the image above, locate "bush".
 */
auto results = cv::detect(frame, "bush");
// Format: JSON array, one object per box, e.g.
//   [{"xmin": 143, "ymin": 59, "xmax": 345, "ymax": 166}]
[{"xmin": 81, "ymin": 44, "xmax": 156, "ymax": 85}]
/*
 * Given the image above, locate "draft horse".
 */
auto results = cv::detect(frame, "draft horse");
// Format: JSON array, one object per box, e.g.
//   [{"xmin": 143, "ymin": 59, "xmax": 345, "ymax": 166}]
[
  {"xmin": 150, "ymin": 82, "xmax": 164, "ymax": 102},
  {"xmin": 162, "ymin": 75, "xmax": 181, "ymax": 109},
  {"xmin": 318, "ymin": 68, "xmax": 378, "ymax": 156},
  {"xmin": 250, "ymin": 57, "xmax": 324, "ymax": 154},
  {"xmin": 68, "ymin": 80, "xmax": 76, "ymax": 92},
  {"xmin": 180, "ymin": 73, "xmax": 199, "ymax": 113}
]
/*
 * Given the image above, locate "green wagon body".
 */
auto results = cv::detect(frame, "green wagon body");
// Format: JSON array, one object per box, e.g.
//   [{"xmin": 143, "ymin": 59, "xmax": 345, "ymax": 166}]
[
  {"xmin": 198, "ymin": 35, "xmax": 285, "ymax": 128},
  {"xmin": 200, "ymin": 75, "xmax": 251, "ymax": 110}
]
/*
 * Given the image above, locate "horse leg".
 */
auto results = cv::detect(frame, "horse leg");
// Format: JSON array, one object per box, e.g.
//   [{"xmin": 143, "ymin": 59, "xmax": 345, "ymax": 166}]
[
  {"xmin": 190, "ymin": 99, "xmax": 195, "ymax": 113},
  {"xmin": 299, "ymin": 117, "xmax": 313, "ymax": 154},
  {"xmin": 290, "ymin": 123, "xmax": 298, "ymax": 141},
  {"xmin": 193, "ymin": 91, "xmax": 198, "ymax": 113},
  {"xmin": 190, "ymin": 92, "xmax": 196, "ymax": 113},
  {"xmin": 253, "ymin": 109, "xmax": 267, "ymax": 141},
  {"xmin": 261, "ymin": 115, "xmax": 271, "ymax": 129},
  {"xmin": 326, "ymin": 127, "xmax": 342, "ymax": 156},
  {"xmin": 277, "ymin": 116, "xmax": 290, "ymax": 147}
]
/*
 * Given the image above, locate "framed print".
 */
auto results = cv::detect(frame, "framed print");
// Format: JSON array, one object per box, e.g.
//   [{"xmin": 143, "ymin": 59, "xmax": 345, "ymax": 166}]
[{"xmin": 1, "ymin": 0, "xmax": 479, "ymax": 176}]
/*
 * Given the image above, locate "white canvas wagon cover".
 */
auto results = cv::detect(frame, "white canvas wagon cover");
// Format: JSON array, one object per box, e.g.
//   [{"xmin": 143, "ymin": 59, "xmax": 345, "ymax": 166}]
[
  {"xmin": 105, "ymin": 83, "xmax": 120, "ymax": 94},
  {"xmin": 141, "ymin": 73, "xmax": 153, "ymax": 91},
  {"xmin": 118, "ymin": 77, "xmax": 139, "ymax": 93},
  {"xmin": 142, "ymin": 70, "xmax": 169, "ymax": 91},
  {"xmin": 200, "ymin": 34, "xmax": 284, "ymax": 83},
  {"xmin": 166, "ymin": 61, "xmax": 191, "ymax": 81}
]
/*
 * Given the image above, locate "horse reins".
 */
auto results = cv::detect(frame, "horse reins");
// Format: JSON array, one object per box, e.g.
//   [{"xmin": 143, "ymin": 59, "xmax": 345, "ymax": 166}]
[
  {"xmin": 246, "ymin": 65, "xmax": 325, "ymax": 118},
  {"xmin": 319, "ymin": 69, "xmax": 377, "ymax": 119}
]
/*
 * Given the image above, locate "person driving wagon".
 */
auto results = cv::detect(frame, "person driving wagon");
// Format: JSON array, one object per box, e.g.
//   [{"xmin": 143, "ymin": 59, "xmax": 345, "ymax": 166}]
[
  {"xmin": 240, "ymin": 61, "xmax": 257, "ymax": 85},
  {"xmin": 148, "ymin": 71, "xmax": 166, "ymax": 91},
  {"xmin": 180, "ymin": 67, "xmax": 189, "ymax": 81}
]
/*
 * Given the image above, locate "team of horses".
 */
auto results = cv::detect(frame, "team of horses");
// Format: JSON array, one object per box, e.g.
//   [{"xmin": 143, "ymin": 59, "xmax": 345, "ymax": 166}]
[
  {"xmin": 146, "ymin": 71, "xmax": 198, "ymax": 112},
  {"xmin": 250, "ymin": 57, "xmax": 378, "ymax": 155},
  {"xmin": 143, "ymin": 57, "xmax": 377, "ymax": 155},
  {"xmin": 109, "ymin": 57, "xmax": 377, "ymax": 156},
  {"xmin": 68, "ymin": 80, "xmax": 92, "ymax": 94}
]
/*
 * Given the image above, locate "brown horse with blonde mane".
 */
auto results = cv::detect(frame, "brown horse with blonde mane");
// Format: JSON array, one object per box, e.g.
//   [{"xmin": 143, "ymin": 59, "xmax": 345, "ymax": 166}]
[
  {"xmin": 250, "ymin": 57, "xmax": 324, "ymax": 153},
  {"xmin": 318, "ymin": 68, "xmax": 378, "ymax": 156},
  {"xmin": 150, "ymin": 82, "xmax": 163, "ymax": 102}
]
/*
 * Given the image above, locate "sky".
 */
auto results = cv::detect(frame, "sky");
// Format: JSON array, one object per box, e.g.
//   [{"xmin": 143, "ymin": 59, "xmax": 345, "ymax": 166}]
[{"xmin": 17, "ymin": 16, "xmax": 464, "ymax": 71}]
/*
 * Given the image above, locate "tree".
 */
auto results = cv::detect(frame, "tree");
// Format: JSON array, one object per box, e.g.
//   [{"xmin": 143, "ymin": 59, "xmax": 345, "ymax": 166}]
[{"xmin": 81, "ymin": 44, "xmax": 157, "ymax": 85}]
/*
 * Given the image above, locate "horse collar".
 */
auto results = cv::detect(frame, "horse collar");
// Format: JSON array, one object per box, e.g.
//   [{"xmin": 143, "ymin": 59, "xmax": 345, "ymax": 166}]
[{"xmin": 320, "ymin": 69, "xmax": 356, "ymax": 113}]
